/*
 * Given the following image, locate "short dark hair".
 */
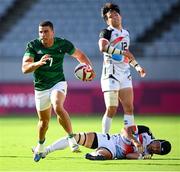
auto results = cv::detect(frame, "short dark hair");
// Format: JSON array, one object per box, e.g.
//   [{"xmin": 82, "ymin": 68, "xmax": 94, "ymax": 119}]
[
  {"xmin": 101, "ymin": 3, "xmax": 120, "ymax": 21},
  {"xmin": 155, "ymin": 139, "xmax": 171, "ymax": 155},
  {"xmin": 39, "ymin": 21, "xmax": 54, "ymax": 30}
]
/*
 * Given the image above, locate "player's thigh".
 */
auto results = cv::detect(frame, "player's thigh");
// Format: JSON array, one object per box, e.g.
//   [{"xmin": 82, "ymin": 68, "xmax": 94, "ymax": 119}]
[
  {"xmin": 119, "ymin": 87, "xmax": 134, "ymax": 107},
  {"xmin": 51, "ymin": 91, "xmax": 66, "ymax": 108},
  {"xmin": 50, "ymin": 81, "xmax": 67, "ymax": 107},
  {"xmin": 75, "ymin": 132, "xmax": 96, "ymax": 148},
  {"xmin": 104, "ymin": 91, "xmax": 119, "ymax": 108},
  {"xmin": 35, "ymin": 89, "xmax": 51, "ymax": 111},
  {"xmin": 102, "ymin": 78, "xmax": 119, "ymax": 107}
]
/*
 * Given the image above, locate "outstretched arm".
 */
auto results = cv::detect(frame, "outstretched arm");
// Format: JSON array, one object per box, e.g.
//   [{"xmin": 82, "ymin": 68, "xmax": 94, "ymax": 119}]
[
  {"xmin": 126, "ymin": 152, "xmax": 152, "ymax": 160},
  {"xmin": 121, "ymin": 126, "xmax": 144, "ymax": 154},
  {"xmin": 71, "ymin": 48, "xmax": 92, "ymax": 66},
  {"xmin": 126, "ymin": 152, "xmax": 141, "ymax": 159}
]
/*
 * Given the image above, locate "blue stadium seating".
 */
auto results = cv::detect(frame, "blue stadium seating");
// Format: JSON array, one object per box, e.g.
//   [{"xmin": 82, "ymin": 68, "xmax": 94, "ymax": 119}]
[
  {"xmin": 145, "ymin": 18, "xmax": 180, "ymax": 58},
  {"xmin": 0, "ymin": 0, "xmax": 179, "ymax": 59},
  {"xmin": 0, "ymin": 0, "xmax": 15, "ymax": 17}
]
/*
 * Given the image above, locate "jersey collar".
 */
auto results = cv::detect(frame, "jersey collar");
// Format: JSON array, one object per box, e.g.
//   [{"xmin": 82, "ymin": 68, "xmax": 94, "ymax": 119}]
[{"xmin": 108, "ymin": 25, "xmax": 123, "ymax": 32}]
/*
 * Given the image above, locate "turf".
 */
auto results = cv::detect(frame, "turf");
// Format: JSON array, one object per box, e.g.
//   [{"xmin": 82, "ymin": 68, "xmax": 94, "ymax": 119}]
[{"xmin": 0, "ymin": 115, "xmax": 180, "ymax": 171}]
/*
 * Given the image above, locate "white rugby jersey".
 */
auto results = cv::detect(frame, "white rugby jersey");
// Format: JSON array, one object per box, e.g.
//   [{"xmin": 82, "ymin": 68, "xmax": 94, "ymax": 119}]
[
  {"xmin": 110, "ymin": 134, "xmax": 134, "ymax": 159},
  {"xmin": 99, "ymin": 26, "xmax": 130, "ymax": 80},
  {"xmin": 110, "ymin": 132, "xmax": 154, "ymax": 159},
  {"xmin": 140, "ymin": 133, "xmax": 154, "ymax": 155}
]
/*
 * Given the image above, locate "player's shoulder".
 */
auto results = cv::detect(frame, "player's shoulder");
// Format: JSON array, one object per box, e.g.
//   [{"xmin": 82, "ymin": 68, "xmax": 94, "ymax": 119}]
[
  {"xmin": 55, "ymin": 37, "xmax": 63, "ymax": 42},
  {"xmin": 55, "ymin": 37, "xmax": 72, "ymax": 44},
  {"xmin": 122, "ymin": 28, "xmax": 130, "ymax": 36},
  {"xmin": 99, "ymin": 27, "xmax": 113, "ymax": 40},
  {"xmin": 27, "ymin": 38, "xmax": 40, "ymax": 48},
  {"xmin": 100, "ymin": 26, "xmax": 113, "ymax": 34}
]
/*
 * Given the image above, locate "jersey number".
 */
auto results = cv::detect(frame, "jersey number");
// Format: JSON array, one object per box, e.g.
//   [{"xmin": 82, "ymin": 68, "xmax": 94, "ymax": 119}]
[
  {"xmin": 49, "ymin": 57, "xmax": 53, "ymax": 67},
  {"xmin": 121, "ymin": 42, "xmax": 127, "ymax": 50}
]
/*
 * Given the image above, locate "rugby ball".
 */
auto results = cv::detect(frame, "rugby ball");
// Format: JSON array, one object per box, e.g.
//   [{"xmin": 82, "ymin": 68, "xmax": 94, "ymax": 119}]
[{"xmin": 74, "ymin": 63, "xmax": 93, "ymax": 81}]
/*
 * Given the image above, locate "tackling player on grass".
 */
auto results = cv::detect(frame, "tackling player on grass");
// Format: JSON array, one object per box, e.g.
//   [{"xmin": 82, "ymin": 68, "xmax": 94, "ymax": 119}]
[
  {"xmin": 36, "ymin": 125, "xmax": 171, "ymax": 160},
  {"xmin": 22, "ymin": 21, "xmax": 95, "ymax": 162}
]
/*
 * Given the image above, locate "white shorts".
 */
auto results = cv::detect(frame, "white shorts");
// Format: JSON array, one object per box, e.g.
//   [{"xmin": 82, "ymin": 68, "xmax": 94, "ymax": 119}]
[
  {"xmin": 35, "ymin": 81, "xmax": 67, "ymax": 111},
  {"xmin": 97, "ymin": 133, "xmax": 116, "ymax": 159},
  {"xmin": 101, "ymin": 73, "xmax": 132, "ymax": 92}
]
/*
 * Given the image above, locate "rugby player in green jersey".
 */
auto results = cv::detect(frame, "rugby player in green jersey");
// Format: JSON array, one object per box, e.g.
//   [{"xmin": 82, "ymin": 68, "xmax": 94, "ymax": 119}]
[{"xmin": 22, "ymin": 21, "xmax": 95, "ymax": 162}]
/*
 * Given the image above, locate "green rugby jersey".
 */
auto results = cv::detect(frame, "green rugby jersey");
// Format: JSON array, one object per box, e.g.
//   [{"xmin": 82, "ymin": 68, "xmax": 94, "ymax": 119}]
[{"xmin": 24, "ymin": 37, "xmax": 75, "ymax": 91}]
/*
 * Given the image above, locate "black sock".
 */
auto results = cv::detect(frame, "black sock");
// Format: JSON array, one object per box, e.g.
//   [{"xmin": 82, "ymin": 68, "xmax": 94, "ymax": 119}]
[{"xmin": 39, "ymin": 138, "xmax": 45, "ymax": 144}]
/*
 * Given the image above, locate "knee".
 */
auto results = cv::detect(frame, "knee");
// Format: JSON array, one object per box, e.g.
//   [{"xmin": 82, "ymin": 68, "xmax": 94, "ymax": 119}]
[
  {"xmin": 53, "ymin": 105, "xmax": 64, "ymax": 115},
  {"xmin": 106, "ymin": 106, "xmax": 117, "ymax": 117},
  {"xmin": 97, "ymin": 148, "xmax": 112, "ymax": 160}
]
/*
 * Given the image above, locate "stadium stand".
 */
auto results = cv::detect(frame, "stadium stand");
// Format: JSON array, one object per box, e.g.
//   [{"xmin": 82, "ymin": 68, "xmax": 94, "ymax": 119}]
[
  {"xmin": 0, "ymin": 0, "xmax": 179, "ymax": 60},
  {"xmin": 134, "ymin": 0, "xmax": 180, "ymax": 58},
  {"xmin": 0, "ymin": 0, "xmax": 15, "ymax": 17},
  {"xmin": 0, "ymin": 0, "xmax": 179, "ymax": 81},
  {"xmin": 145, "ymin": 20, "xmax": 180, "ymax": 58}
]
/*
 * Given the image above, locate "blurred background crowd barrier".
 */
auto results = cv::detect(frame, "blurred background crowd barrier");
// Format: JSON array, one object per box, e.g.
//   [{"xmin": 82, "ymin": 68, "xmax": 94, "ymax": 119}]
[
  {"xmin": 0, "ymin": 81, "xmax": 180, "ymax": 115},
  {"xmin": 0, "ymin": 0, "xmax": 180, "ymax": 115}
]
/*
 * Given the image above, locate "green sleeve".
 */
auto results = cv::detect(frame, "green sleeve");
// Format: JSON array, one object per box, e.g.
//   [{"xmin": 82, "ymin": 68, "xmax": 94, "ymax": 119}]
[
  {"xmin": 64, "ymin": 39, "xmax": 76, "ymax": 55},
  {"xmin": 23, "ymin": 42, "xmax": 36, "ymax": 58}
]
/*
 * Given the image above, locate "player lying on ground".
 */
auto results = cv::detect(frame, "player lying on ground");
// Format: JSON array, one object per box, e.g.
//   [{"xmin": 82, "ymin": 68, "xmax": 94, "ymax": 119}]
[{"xmin": 33, "ymin": 125, "xmax": 171, "ymax": 160}]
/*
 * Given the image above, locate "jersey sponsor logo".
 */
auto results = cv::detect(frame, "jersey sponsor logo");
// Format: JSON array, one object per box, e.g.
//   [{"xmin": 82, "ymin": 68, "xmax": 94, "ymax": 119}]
[
  {"xmin": 37, "ymin": 50, "xmax": 43, "ymax": 54},
  {"xmin": 111, "ymin": 79, "xmax": 115, "ymax": 84},
  {"xmin": 61, "ymin": 89, "xmax": 65, "ymax": 93}
]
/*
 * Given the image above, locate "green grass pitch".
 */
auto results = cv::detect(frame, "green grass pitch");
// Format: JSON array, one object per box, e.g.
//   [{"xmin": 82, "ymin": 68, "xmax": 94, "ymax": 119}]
[{"xmin": 0, "ymin": 114, "xmax": 180, "ymax": 171}]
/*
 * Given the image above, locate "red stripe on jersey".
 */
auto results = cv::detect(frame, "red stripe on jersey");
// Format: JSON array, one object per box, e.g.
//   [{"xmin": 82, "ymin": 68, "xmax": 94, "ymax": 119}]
[
  {"xmin": 111, "ymin": 36, "xmax": 124, "ymax": 46},
  {"xmin": 124, "ymin": 135, "xmax": 143, "ymax": 155},
  {"xmin": 124, "ymin": 144, "xmax": 134, "ymax": 154},
  {"xmin": 139, "ymin": 134, "xmax": 143, "ymax": 144},
  {"xmin": 130, "ymin": 125, "xmax": 138, "ymax": 133}
]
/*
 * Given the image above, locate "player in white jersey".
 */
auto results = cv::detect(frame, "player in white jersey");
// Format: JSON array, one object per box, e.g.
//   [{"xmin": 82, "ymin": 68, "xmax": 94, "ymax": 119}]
[
  {"xmin": 34, "ymin": 125, "xmax": 171, "ymax": 161},
  {"xmin": 99, "ymin": 3, "xmax": 146, "ymax": 149}
]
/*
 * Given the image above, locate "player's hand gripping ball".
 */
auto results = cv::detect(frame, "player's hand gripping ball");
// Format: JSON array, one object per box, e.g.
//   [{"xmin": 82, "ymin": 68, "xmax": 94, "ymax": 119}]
[{"xmin": 74, "ymin": 63, "xmax": 93, "ymax": 81}]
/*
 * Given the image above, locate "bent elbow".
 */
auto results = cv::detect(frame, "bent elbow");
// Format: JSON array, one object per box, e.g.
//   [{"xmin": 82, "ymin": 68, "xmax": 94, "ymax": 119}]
[
  {"xmin": 99, "ymin": 43, "xmax": 108, "ymax": 53},
  {"xmin": 22, "ymin": 67, "xmax": 28, "ymax": 74},
  {"xmin": 99, "ymin": 46, "xmax": 106, "ymax": 53},
  {"xmin": 99, "ymin": 47, "xmax": 104, "ymax": 53},
  {"xmin": 22, "ymin": 70, "xmax": 26, "ymax": 74}
]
